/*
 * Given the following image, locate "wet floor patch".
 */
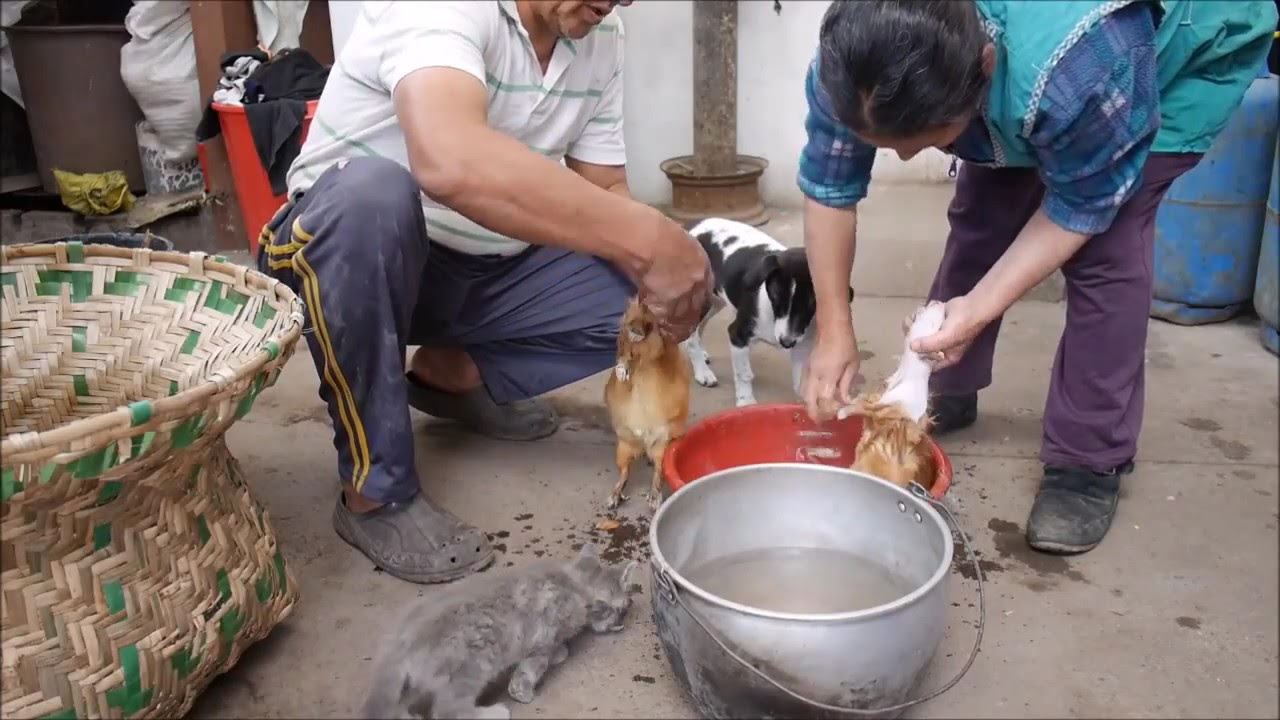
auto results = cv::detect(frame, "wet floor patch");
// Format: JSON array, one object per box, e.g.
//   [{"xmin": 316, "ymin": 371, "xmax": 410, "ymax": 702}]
[
  {"xmin": 482, "ymin": 511, "xmax": 652, "ymax": 569},
  {"xmin": 1179, "ymin": 417, "xmax": 1222, "ymax": 433},
  {"xmin": 581, "ymin": 512, "xmax": 652, "ymax": 564},
  {"xmin": 1179, "ymin": 416, "xmax": 1254, "ymax": 461},
  {"xmin": 1208, "ymin": 435, "xmax": 1252, "ymax": 461},
  {"xmin": 951, "ymin": 540, "xmax": 1005, "ymax": 580},
  {"xmin": 986, "ymin": 518, "xmax": 1087, "ymax": 585},
  {"xmin": 281, "ymin": 404, "xmax": 332, "ymax": 426}
]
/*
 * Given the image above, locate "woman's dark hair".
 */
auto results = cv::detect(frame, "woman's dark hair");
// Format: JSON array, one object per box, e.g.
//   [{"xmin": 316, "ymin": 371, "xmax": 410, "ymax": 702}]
[{"xmin": 818, "ymin": 0, "xmax": 990, "ymax": 138}]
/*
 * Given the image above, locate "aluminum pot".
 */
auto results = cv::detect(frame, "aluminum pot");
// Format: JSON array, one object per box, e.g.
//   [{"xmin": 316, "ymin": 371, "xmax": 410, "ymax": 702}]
[{"xmin": 649, "ymin": 463, "xmax": 984, "ymax": 720}]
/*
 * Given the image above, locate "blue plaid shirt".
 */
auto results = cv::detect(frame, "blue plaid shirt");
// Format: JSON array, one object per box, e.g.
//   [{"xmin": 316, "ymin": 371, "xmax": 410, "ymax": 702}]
[{"xmin": 797, "ymin": 3, "xmax": 1160, "ymax": 236}]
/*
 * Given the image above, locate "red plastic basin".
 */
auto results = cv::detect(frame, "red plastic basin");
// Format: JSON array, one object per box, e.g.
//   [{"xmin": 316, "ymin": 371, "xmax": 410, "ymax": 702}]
[{"xmin": 663, "ymin": 402, "xmax": 953, "ymax": 500}]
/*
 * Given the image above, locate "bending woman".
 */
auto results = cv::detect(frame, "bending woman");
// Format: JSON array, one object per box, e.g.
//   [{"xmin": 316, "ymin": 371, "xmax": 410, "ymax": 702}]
[{"xmin": 797, "ymin": 0, "xmax": 1277, "ymax": 554}]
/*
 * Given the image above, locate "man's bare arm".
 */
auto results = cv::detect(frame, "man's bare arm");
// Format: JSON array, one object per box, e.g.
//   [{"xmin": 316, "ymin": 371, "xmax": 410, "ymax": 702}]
[
  {"xmin": 395, "ymin": 68, "xmax": 656, "ymax": 276},
  {"xmin": 565, "ymin": 157, "xmax": 630, "ymax": 198}
]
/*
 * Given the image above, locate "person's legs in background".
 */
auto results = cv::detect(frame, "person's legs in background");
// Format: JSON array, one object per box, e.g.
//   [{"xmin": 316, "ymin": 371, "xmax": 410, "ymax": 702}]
[
  {"xmin": 261, "ymin": 156, "xmax": 495, "ymax": 584},
  {"xmin": 926, "ymin": 163, "xmax": 1043, "ymax": 427},
  {"xmin": 1028, "ymin": 152, "xmax": 1203, "ymax": 554}
]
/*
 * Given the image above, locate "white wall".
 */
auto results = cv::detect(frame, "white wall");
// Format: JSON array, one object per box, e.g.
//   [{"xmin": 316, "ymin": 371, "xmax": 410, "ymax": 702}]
[{"xmin": 327, "ymin": 0, "xmax": 954, "ymax": 208}]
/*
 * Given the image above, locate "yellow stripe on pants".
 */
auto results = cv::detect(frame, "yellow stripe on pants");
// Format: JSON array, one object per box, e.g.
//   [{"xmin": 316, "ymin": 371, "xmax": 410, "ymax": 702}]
[
  {"xmin": 293, "ymin": 245, "xmax": 373, "ymax": 490},
  {"xmin": 265, "ymin": 218, "xmax": 317, "ymax": 269}
]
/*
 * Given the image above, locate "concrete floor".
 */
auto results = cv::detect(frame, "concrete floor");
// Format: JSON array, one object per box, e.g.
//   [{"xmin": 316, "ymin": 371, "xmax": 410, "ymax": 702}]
[{"xmin": 189, "ymin": 184, "xmax": 1280, "ymax": 719}]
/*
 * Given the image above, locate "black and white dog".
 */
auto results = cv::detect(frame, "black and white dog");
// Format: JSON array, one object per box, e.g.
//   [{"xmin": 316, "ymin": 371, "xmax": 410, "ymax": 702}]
[{"xmin": 682, "ymin": 217, "xmax": 854, "ymax": 407}]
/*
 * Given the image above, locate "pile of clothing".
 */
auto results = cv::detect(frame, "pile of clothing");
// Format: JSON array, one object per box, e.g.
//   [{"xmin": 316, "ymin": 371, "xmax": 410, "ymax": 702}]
[{"xmin": 195, "ymin": 47, "xmax": 329, "ymax": 195}]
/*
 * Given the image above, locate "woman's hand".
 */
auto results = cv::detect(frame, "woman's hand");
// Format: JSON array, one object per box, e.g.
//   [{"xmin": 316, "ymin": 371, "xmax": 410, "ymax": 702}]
[
  {"xmin": 801, "ymin": 323, "xmax": 863, "ymax": 422},
  {"xmin": 909, "ymin": 294, "xmax": 987, "ymax": 370},
  {"xmin": 913, "ymin": 210, "xmax": 1095, "ymax": 369}
]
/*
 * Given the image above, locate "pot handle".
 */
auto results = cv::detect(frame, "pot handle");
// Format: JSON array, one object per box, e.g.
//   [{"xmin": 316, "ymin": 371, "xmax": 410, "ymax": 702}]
[{"xmin": 652, "ymin": 481, "xmax": 986, "ymax": 716}]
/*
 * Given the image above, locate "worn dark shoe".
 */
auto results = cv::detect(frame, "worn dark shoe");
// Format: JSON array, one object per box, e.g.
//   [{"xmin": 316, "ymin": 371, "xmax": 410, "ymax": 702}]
[
  {"xmin": 927, "ymin": 392, "xmax": 978, "ymax": 435},
  {"xmin": 405, "ymin": 373, "xmax": 559, "ymax": 441},
  {"xmin": 1026, "ymin": 461, "xmax": 1134, "ymax": 554},
  {"xmin": 332, "ymin": 493, "xmax": 494, "ymax": 584}
]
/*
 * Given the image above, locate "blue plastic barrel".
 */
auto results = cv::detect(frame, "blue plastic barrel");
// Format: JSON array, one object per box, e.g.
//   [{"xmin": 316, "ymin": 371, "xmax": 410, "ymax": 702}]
[
  {"xmin": 1151, "ymin": 66, "xmax": 1280, "ymax": 325},
  {"xmin": 1255, "ymin": 136, "xmax": 1280, "ymax": 355}
]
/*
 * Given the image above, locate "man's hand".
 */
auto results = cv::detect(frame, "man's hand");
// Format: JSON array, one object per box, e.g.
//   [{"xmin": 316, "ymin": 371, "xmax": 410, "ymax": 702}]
[
  {"xmin": 634, "ymin": 213, "xmax": 713, "ymax": 342},
  {"xmin": 802, "ymin": 321, "xmax": 862, "ymax": 422},
  {"xmin": 563, "ymin": 157, "xmax": 709, "ymax": 338}
]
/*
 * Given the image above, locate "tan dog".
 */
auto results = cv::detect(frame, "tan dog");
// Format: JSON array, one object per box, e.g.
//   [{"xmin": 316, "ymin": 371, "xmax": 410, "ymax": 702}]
[
  {"xmin": 842, "ymin": 301, "xmax": 946, "ymax": 491},
  {"xmin": 604, "ymin": 298, "xmax": 693, "ymax": 511}
]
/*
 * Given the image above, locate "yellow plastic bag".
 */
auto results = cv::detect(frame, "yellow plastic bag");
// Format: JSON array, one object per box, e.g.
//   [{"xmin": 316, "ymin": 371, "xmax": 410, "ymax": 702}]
[{"xmin": 52, "ymin": 168, "xmax": 137, "ymax": 216}]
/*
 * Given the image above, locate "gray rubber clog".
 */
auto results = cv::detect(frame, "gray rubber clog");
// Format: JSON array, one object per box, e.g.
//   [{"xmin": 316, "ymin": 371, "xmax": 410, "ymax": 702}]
[{"xmin": 332, "ymin": 493, "xmax": 495, "ymax": 584}]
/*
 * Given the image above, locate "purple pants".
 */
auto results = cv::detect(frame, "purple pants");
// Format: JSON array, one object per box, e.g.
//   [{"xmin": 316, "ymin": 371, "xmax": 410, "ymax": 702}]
[{"xmin": 927, "ymin": 153, "xmax": 1202, "ymax": 472}]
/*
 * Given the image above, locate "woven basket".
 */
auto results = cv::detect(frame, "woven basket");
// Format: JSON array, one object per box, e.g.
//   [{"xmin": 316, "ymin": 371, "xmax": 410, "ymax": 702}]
[{"xmin": 1, "ymin": 241, "xmax": 305, "ymax": 719}]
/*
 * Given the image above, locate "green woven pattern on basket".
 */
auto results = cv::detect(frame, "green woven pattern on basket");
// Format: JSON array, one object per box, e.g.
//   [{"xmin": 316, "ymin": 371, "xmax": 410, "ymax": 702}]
[
  {"xmin": 97, "ymin": 480, "xmax": 123, "ymax": 505},
  {"xmin": 129, "ymin": 400, "xmax": 153, "ymax": 428},
  {"xmin": 171, "ymin": 416, "xmax": 208, "ymax": 448},
  {"xmin": 255, "ymin": 571, "xmax": 273, "ymax": 603},
  {"xmin": 165, "ymin": 277, "xmax": 206, "ymax": 303},
  {"xmin": 113, "ymin": 271, "xmax": 150, "ymax": 285},
  {"xmin": 5, "ymin": 463, "xmax": 62, "ymax": 499},
  {"xmin": 65, "ymin": 240, "xmax": 84, "ymax": 263},
  {"xmin": 93, "ymin": 522, "xmax": 112, "ymax": 552},
  {"xmin": 103, "ymin": 580, "xmax": 126, "ymax": 615},
  {"xmin": 131, "ymin": 431, "xmax": 156, "ymax": 458},
  {"xmin": 105, "ymin": 266, "xmax": 151, "ymax": 297},
  {"xmin": 36, "ymin": 269, "xmax": 92, "ymax": 302},
  {"xmin": 70, "ymin": 445, "xmax": 117, "ymax": 480},
  {"xmin": 172, "ymin": 645, "xmax": 204, "ymax": 679},
  {"xmin": 1, "ymin": 469, "xmax": 21, "ymax": 501},
  {"xmin": 274, "ymin": 549, "xmax": 288, "ymax": 594},
  {"xmin": 235, "ymin": 373, "xmax": 268, "ymax": 419},
  {"xmin": 106, "ymin": 644, "xmax": 154, "ymax": 714},
  {"xmin": 216, "ymin": 568, "xmax": 244, "ymax": 662},
  {"xmin": 103, "ymin": 279, "xmax": 145, "ymax": 297},
  {"xmin": 0, "ymin": 270, "xmax": 18, "ymax": 297},
  {"xmin": 253, "ymin": 302, "xmax": 278, "ymax": 329},
  {"xmin": 204, "ymin": 281, "xmax": 251, "ymax": 315}
]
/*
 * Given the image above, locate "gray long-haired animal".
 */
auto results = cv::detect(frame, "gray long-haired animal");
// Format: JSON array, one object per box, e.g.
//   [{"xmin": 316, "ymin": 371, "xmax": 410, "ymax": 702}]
[{"xmin": 361, "ymin": 544, "xmax": 641, "ymax": 719}]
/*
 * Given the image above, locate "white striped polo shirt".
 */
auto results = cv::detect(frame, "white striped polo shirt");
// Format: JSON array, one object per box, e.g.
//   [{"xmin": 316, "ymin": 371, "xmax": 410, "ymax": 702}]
[{"xmin": 286, "ymin": 0, "xmax": 626, "ymax": 256}]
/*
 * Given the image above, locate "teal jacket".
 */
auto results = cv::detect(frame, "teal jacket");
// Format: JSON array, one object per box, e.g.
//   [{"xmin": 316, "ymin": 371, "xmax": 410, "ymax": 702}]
[{"xmin": 979, "ymin": 0, "xmax": 1278, "ymax": 166}]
